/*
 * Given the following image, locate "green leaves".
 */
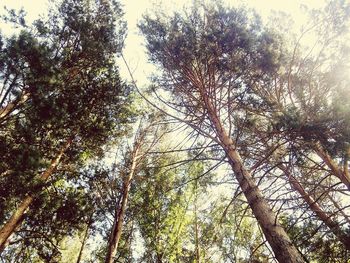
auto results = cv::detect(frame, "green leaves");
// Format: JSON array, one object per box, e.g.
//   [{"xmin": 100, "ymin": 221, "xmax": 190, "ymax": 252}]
[{"xmin": 0, "ymin": 0, "xmax": 133, "ymax": 259}]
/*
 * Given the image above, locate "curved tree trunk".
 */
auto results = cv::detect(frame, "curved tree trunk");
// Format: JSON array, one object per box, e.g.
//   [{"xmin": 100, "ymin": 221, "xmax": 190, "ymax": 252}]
[{"xmin": 0, "ymin": 138, "xmax": 72, "ymax": 252}]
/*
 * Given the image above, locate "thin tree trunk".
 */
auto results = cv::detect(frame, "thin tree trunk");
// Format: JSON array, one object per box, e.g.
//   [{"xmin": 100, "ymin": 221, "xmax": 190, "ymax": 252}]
[
  {"xmin": 344, "ymin": 147, "xmax": 350, "ymax": 181},
  {"xmin": 278, "ymin": 164, "xmax": 350, "ymax": 250},
  {"xmin": 0, "ymin": 138, "xmax": 72, "ymax": 252},
  {"xmin": 104, "ymin": 145, "xmax": 140, "ymax": 263},
  {"xmin": 250, "ymin": 85, "xmax": 350, "ymax": 191},
  {"xmin": 194, "ymin": 181, "xmax": 200, "ymax": 263},
  {"xmin": 312, "ymin": 142, "xmax": 350, "ymax": 191},
  {"xmin": 156, "ymin": 253, "xmax": 163, "ymax": 263},
  {"xmin": 0, "ymin": 91, "xmax": 30, "ymax": 121},
  {"xmin": 327, "ymin": 194, "xmax": 350, "ymax": 225},
  {"xmin": 194, "ymin": 206, "xmax": 200, "ymax": 263},
  {"xmin": 202, "ymin": 94, "xmax": 304, "ymax": 262},
  {"xmin": 76, "ymin": 212, "xmax": 94, "ymax": 263}
]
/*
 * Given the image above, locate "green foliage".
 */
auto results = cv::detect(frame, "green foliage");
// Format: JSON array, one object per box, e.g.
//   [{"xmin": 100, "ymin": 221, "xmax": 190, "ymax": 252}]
[
  {"xmin": 1, "ymin": 1, "xmax": 350, "ymax": 262},
  {"xmin": 0, "ymin": 0, "xmax": 134, "ymax": 259},
  {"xmin": 280, "ymin": 215, "xmax": 350, "ymax": 262},
  {"xmin": 139, "ymin": 3, "xmax": 283, "ymax": 105},
  {"xmin": 131, "ymin": 152, "xmax": 192, "ymax": 262}
]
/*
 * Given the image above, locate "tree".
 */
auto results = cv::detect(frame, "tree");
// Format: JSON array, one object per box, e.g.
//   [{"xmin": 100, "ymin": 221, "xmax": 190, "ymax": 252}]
[
  {"xmin": 139, "ymin": 3, "xmax": 304, "ymax": 262},
  {"xmin": 235, "ymin": 0, "xmax": 350, "ymax": 253},
  {"xmin": 133, "ymin": 154, "xmax": 197, "ymax": 263},
  {"xmin": 105, "ymin": 114, "xmax": 176, "ymax": 263},
  {"xmin": 105, "ymin": 122, "xmax": 145, "ymax": 263},
  {"xmin": 251, "ymin": 0, "xmax": 350, "ymax": 191},
  {"xmin": 0, "ymin": 0, "xmax": 132, "ymax": 254}
]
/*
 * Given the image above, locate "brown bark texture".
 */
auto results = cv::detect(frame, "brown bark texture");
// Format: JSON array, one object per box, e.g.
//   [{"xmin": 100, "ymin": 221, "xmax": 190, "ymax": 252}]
[
  {"xmin": 105, "ymin": 141, "xmax": 141, "ymax": 263},
  {"xmin": 0, "ymin": 138, "xmax": 72, "ymax": 252},
  {"xmin": 202, "ymin": 93, "xmax": 305, "ymax": 262},
  {"xmin": 76, "ymin": 213, "xmax": 94, "ymax": 263},
  {"xmin": 313, "ymin": 142, "xmax": 350, "ymax": 191},
  {"xmin": 279, "ymin": 164, "xmax": 350, "ymax": 250},
  {"xmin": 0, "ymin": 91, "xmax": 30, "ymax": 121}
]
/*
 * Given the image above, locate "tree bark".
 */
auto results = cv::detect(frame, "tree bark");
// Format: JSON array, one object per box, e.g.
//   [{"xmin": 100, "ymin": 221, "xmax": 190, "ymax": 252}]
[
  {"xmin": 76, "ymin": 213, "xmax": 94, "ymax": 263},
  {"xmin": 250, "ymin": 85, "xmax": 350, "ymax": 191},
  {"xmin": 104, "ymin": 143, "xmax": 140, "ymax": 263},
  {"xmin": 194, "ymin": 181, "xmax": 201, "ymax": 263},
  {"xmin": 278, "ymin": 164, "xmax": 350, "ymax": 251},
  {"xmin": 0, "ymin": 138, "xmax": 72, "ymax": 253},
  {"xmin": 0, "ymin": 91, "xmax": 30, "ymax": 121},
  {"xmin": 194, "ymin": 208, "xmax": 201, "ymax": 263},
  {"xmin": 202, "ymin": 93, "xmax": 305, "ymax": 262},
  {"xmin": 312, "ymin": 142, "xmax": 350, "ymax": 191},
  {"xmin": 327, "ymin": 194, "xmax": 350, "ymax": 225}
]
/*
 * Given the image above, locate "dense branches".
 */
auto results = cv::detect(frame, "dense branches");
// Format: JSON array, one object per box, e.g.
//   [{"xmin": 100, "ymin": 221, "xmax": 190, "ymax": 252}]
[{"xmin": 0, "ymin": 0, "xmax": 349, "ymax": 262}]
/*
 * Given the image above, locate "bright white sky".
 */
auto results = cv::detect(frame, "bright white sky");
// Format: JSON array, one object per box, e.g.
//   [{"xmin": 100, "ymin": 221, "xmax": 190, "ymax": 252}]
[{"xmin": 0, "ymin": 0, "xmax": 328, "ymax": 86}]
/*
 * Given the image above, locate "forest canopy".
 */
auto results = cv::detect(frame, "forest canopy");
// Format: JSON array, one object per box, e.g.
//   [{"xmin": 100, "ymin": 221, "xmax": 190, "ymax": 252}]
[{"xmin": 0, "ymin": 0, "xmax": 350, "ymax": 262}]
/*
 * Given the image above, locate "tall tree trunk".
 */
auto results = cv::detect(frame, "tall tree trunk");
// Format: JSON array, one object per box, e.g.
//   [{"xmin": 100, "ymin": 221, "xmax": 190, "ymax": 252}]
[
  {"xmin": 194, "ymin": 205, "xmax": 200, "ymax": 263},
  {"xmin": 202, "ymin": 94, "xmax": 304, "ymax": 262},
  {"xmin": 278, "ymin": 164, "xmax": 350, "ymax": 250},
  {"xmin": 0, "ymin": 91, "xmax": 30, "ymax": 121},
  {"xmin": 104, "ymin": 145, "xmax": 140, "ymax": 263},
  {"xmin": 312, "ymin": 142, "xmax": 350, "ymax": 191},
  {"xmin": 194, "ymin": 181, "xmax": 201, "ymax": 263},
  {"xmin": 0, "ymin": 138, "xmax": 72, "ymax": 252},
  {"xmin": 156, "ymin": 253, "xmax": 163, "ymax": 263},
  {"xmin": 250, "ymin": 86, "xmax": 350, "ymax": 191},
  {"xmin": 76, "ymin": 212, "xmax": 94, "ymax": 263},
  {"xmin": 327, "ymin": 194, "xmax": 350, "ymax": 225}
]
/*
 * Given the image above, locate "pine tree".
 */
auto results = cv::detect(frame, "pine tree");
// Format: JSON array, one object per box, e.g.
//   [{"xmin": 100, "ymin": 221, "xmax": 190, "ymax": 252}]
[
  {"xmin": 0, "ymin": 0, "xmax": 132, "ymax": 255},
  {"xmin": 139, "ymin": 3, "xmax": 304, "ymax": 262}
]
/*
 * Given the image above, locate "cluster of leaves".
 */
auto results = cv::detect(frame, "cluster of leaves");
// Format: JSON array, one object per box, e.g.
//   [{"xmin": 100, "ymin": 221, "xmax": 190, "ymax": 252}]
[{"xmin": 0, "ymin": 0, "xmax": 134, "ymax": 261}]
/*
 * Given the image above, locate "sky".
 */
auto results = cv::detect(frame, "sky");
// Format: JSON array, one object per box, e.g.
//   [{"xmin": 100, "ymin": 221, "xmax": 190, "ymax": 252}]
[
  {"xmin": 0, "ymin": 0, "xmax": 328, "ymax": 87},
  {"xmin": 118, "ymin": 0, "xmax": 327, "ymax": 86},
  {"xmin": 0, "ymin": 0, "xmax": 346, "ymax": 259}
]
